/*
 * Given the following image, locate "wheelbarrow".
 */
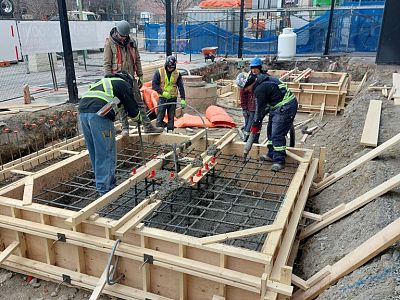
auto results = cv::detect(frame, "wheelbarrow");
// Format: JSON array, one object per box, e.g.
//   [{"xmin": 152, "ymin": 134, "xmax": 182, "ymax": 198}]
[{"xmin": 201, "ymin": 47, "xmax": 218, "ymax": 62}]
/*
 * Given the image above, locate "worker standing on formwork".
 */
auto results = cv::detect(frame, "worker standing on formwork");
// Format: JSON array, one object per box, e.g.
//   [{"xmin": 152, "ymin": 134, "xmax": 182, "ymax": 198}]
[
  {"xmin": 241, "ymin": 72, "xmax": 298, "ymax": 171},
  {"xmin": 78, "ymin": 71, "xmax": 141, "ymax": 196},
  {"xmin": 237, "ymin": 56, "xmax": 266, "ymax": 142},
  {"xmin": 152, "ymin": 55, "xmax": 186, "ymax": 132},
  {"xmin": 104, "ymin": 20, "xmax": 162, "ymax": 135}
]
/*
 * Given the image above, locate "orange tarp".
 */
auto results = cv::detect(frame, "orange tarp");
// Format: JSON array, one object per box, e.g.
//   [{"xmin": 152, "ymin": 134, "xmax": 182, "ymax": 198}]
[
  {"xmin": 174, "ymin": 106, "xmax": 236, "ymax": 128},
  {"xmin": 199, "ymin": 0, "xmax": 251, "ymax": 8},
  {"xmin": 205, "ymin": 105, "xmax": 236, "ymax": 128},
  {"xmin": 175, "ymin": 114, "xmax": 215, "ymax": 128}
]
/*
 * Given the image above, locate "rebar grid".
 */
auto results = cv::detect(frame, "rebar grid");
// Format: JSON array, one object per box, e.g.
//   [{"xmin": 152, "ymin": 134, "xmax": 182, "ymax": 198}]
[
  {"xmin": 144, "ymin": 154, "xmax": 298, "ymax": 251},
  {"xmin": 32, "ymin": 141, "xmax": 184, "ymax": 213}
]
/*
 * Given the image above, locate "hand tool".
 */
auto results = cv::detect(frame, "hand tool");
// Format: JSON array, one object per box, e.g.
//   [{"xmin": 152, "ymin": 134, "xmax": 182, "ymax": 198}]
[{"xmin": 137, "ymin": 121, "xmax": 145, "ymax": 163}]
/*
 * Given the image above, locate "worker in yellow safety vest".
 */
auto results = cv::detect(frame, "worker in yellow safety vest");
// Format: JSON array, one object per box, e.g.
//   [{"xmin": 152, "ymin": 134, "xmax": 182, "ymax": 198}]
[{"xmin": 151, "ymin": 55, "xmax": 186, "ymax": 132}]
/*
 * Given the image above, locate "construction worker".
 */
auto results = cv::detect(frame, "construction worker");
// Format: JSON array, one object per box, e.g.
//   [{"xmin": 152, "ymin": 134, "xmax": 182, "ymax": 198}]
[
  {"xmin": 249, "ymin": 56, "xmax": 264, "ymax": 75},
  {"xmin": 236, "ymin": 72, "xmax": 257, "ymax": 143},
  {"xmin": 78, "ymin": 71, "xmax": 141, "ymax": 196},
  {"xmin": 152, "ymin": 55, "xmax": 186, "ymax": 131},
  {"xmin": 242, "ymin": 73, "xmax": 298, "ymax": 171},
  {"xmin": 104, "ymin": 20, "xmax": 162, "ymax": 134}
]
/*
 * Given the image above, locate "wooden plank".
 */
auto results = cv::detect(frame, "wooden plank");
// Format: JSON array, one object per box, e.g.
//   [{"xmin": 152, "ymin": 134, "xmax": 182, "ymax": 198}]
[
  {"xmin": 291, "ymin": 274, "xmax": 309, "ymax": 290},
  {"xmin": 0, "ymin": 215, "xmax": 264, "ymax": 293},
  {"xmin": 212, "ymin": 295, "xmax": 225, "ymax": 300},
  {"xmin": 360, "ymin": 100, "xmax": 382, "ymax": 147},
  {"xmin": 311, "ymin": 132, "xmax": 400, "ymax": 195},
  {"xmin": 219, "ymin": 92, "xmax": 233, "ymax": 98},
  {"xmin": 301, "ymin": 173, "xmax": 400, "ymax": 240},
  {"xmin": 262, "ymin": 153, "xmax": 312, "ymax": 257},
  {"xmin": 89, "ymin": 265, "xmax": 113, "ymax": 300},
  {"xmin": 302, "ymin": 211, "xmax": 322, "ymax": 222},
  {"xmin": 305, "ymin": 265, "xmax": 331, "ymax": 287},
  {"xmin": 198, "ymin": 224, "xmax": 283, "ymax": 245},
  {"xmin": 320, "ymin": 203, "xmax": 345, "ymax": 220},
  {"xmin": 39, "ymin": 214, "xmax": 56, "ymax": 265},
  {"xmin": 65, "ymin": 159, "xmax": 163, "ymax": 226},
  {"xmin": 22, "ymin": 176, "xmax": 34, "ymax": 206},
  {"xmin": 10, "ymin": 169, "xmax": 34, "ymax": 176},
  {"xmin": 277, "ymin": 266, "xmax": 292, "ymax": 300},
  {"xmin": 3, "ymin": 254, "xmax": 172, "ymax": 300},
  {"xmin": 316, "ymin": 147, "xmax": 327, "ymax": 182},
  {"xmin": 286, "ymin": 150, "xmax": 308, "ymax": 163},
  {"xmin": 392, "ymin": 73, "xmax": 400, "ymax": 98},
  {"xmin": 0, "ymin": 241, "xmax": 19, "ymax": 264},
  {"xmin": 114, "ymin": 200, "xmax": 161, "ymax": 237},
  {"xmin": 264, "ymin": 159, "xmax": 318, "ymax": 300},
  {"xmin": 355, "ymin": 71, "xmax": 369, "ymax": 95},
  {"xmin": 293, "ymin": 218, "xmax": 400, "ymax": 300}
]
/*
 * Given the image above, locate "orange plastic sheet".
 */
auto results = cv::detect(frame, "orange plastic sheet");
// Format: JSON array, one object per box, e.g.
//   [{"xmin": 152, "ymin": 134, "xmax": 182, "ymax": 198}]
[
  {"xmin": 205, "ymin": 105, "xmax": 236, "ymax": 128},
  {"xmin": 199, "ymin": 0, "xmax": 240, "ymax": 8},
  {"xmin": 174, "ymin": 113, "xmax": 215, "ymax": 128}
]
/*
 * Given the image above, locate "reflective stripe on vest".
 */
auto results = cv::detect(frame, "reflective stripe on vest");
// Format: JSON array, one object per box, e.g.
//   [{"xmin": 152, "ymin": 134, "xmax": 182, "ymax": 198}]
[
  {"xmin": 271, "ymin": 80, "xmax": 296, "ymax": 110},
  {"xmin": 81, "ymin": 78, "xmax": 123, "ymax": 103},
  {"xmin": 159, "ymin": 67, "xmax": 179, "ymax": 98}
]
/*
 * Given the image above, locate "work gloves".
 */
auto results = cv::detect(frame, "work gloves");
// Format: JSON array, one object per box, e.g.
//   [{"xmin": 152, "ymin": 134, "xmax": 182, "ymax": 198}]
[
  {"xmin": 180, "ymin": 99, "xmax": 187, "ymax": 109},
  {"xmin": 137, "ymin": 76, "xmax": 143, "ymax": 89},
  {"xmin": 132, "ymin": 112, "xmax": 142, "ymax": 123},
  {"xmin": 250, "ymin": 119, "xmax": 262, "ymax": 134},
  {"xmin": 161, "ymin": 91, "xmax": 171, "ymax": 99}
]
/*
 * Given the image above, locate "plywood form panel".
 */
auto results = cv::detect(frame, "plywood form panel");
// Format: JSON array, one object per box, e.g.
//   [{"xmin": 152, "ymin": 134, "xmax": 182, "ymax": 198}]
[
  {"xmin": 150, "ymin": 265, "xmax": 181, "ymax": 299},
  {"xmin": 186, "ymin": 275, "xmax": 221, "ymax": 300}
]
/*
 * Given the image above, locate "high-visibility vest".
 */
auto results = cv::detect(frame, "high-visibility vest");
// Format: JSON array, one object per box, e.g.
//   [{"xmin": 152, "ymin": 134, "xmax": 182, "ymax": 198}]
[
  {"xmin": 266, "ymin": 77, "xmax": 296, "ymax": 110},
  {"xmin": 159, "ymin": 67, "xmax": 179, "ymax": 98},
  {"xmin": 81, "ymin": 78, "xmax": 126, "ymax": 116}
]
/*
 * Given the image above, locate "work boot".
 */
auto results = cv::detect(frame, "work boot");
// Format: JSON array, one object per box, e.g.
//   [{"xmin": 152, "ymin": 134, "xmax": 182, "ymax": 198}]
[
  {"xmin": 143, "ymin": 124, "xmax": 163, "ymax": 134},
  {"xmin": 271, "ymin": 163, "xmax": 284, "ymax": 172},
  {"xmin": 260, "ymin": 154, "xmax": 273, "ymax": 162}
]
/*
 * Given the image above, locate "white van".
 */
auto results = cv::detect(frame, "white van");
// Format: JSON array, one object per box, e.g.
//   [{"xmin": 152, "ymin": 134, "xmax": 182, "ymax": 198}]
[{"xmin": 67, "ymin": 11, "xmax": 100, "ymax": 21}]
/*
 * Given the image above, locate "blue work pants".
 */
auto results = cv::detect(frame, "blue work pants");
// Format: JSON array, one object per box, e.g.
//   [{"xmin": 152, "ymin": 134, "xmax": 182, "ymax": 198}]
[
  {"xmin": 79, "ymin": 112, "xmax": 116, "ymax": 195},
  {"xmin": 266, "ymin": 100, "xmax": 297, "ymax": 164}
]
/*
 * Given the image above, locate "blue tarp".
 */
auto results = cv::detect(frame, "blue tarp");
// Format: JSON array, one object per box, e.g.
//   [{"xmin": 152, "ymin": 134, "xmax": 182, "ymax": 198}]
[{"xmin": 144, "ymin": 1, "xmax": 384, "ymax": 55}]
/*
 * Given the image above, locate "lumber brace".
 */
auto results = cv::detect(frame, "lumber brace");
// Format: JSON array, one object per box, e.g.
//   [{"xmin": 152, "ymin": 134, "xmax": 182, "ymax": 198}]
[{"xmin": 0, "ymin": 215, "xmax": 289, "ymax": 294}]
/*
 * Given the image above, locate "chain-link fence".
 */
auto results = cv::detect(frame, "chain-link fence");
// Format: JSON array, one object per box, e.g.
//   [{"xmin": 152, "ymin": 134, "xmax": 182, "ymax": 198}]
[{"xmin": 144, "ymin": 2, "xmax": 384, "ymax": 56}]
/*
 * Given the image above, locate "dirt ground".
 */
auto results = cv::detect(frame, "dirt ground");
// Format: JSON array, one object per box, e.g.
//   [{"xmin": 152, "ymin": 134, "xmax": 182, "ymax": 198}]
[
  {"xmin": 295, "ymin": 63, "xmax": 400, "ymax": 299},
  {"xmin": 0, "ymin": 57, "xmax": 399, "ymax": 299}
]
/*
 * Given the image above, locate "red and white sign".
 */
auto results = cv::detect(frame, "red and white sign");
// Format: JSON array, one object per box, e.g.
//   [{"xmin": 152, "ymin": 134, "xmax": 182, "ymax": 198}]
[{"xmin": 0, "ymin": 20, "xmax": 22, "ymax": 62}]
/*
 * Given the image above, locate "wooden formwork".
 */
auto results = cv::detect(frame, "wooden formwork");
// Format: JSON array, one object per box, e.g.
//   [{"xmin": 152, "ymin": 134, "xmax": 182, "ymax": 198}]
[
  {"xmin": 268, "ymin": 70, "xmax": 349, "ymax": 115},
  {"xmin": 0, "ymin": 131, "xmax": 316, "ymax": 300}
]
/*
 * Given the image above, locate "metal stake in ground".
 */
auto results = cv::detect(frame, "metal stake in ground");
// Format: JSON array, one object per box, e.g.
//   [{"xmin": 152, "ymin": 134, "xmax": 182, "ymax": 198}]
[
  {"xmin": 3, "ymin": 128, "xmax": 14, "ymax": 161},
  {"xmin": 14, "ymin": 131, "xmax": 23, "ymax": 163}
]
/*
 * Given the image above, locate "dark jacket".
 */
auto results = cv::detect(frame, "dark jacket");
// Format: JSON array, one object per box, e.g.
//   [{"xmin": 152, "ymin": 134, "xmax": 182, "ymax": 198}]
[
  {"xmin": 152, "ymin": 68, "xmax": 186, "ymax": 99},
  {"xmin": 253, "ymin": 74, "xmax": 286, "ymax": 121},
  {"xmin": 78, "ymin": 78, "xmax": 139, "ymax": 122},
  {"xmin": 240, "ymin": 89, "xmax": 256, "ymax": 112}
]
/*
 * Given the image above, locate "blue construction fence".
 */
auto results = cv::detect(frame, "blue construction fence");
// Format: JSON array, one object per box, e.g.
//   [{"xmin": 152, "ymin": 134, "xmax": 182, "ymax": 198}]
[{"xmin": 144, "ymin": 2, "xmax": 384, "ymax": 55}]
